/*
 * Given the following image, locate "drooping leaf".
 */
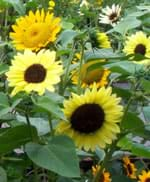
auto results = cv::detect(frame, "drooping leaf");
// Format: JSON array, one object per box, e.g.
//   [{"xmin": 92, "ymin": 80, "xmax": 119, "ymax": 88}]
[{"xmin": 25, "ymin": 136, "xmax": 80, "ymax": 178}]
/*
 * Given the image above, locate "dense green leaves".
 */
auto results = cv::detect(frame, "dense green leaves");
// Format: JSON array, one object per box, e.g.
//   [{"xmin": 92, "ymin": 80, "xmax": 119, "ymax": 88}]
[{"xmin": 25, "ymin": 136, "xmax": 80, "ymax": 178}]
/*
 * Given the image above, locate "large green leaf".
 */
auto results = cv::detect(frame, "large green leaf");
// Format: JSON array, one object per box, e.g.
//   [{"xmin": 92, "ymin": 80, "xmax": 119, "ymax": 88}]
[
  {"xmin": 25, "ymin": 136, "xmax": 80, "ymax": 178},
  {"xmin": 112, "ymin": 175, "xmax": 136, "ymax": 182},
  {"xmin": 32, "ymin": 95, "xmax": 65, "ymax": 120},
  {"xmin": 112, "ymin": 17, "xmax": 141, "ymax": 35},
  {"xmin": 84, "ymin": 49, "xmax": 123, "ymax": 61},
  {"xmin": 141, "ymin": 79, "xmax": 150, "ymax": 93},
  {"xmin": 131, "ymin": 143, "xmax": 150, "ymax": 158},
  {"xmin": 0, "ymin": 64, "xmax": 9, "ymax": 75},
  {"xmin": 0, "ymin": 125, "xmax": 37, "ymax": 154},
  {"xmin": 121, "ymin": 112, "xmax": 145, "ymax": 136},
  {"xmin": 0, "ymin": 167, "xmax": 7, "ymax": 182}
]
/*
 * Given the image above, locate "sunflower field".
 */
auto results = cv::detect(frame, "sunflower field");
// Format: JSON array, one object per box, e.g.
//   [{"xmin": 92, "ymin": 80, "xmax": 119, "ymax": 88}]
[{"xmin": 0, "ymin": 0, "xmax": 150, "ymax": 181}]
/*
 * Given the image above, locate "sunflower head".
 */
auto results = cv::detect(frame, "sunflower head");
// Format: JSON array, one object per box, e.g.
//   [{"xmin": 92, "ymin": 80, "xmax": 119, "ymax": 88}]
[
  {"xmin": 71, "ymin": 59, "xmax": 110, "ymax": 89},
  {"xmin": 10, "ymin": 9, "xmax": 61, "ymax": 51},
  {"xmin": 89, "ymin": 30, "xmax": 111, "ymax": 49},
  {"xmin": 123, "ymin": 31, "xmax": 150, "ymax": 60},
  {"xmin": 123, "ymin": 156, "xmax": 137, "ymax": 179},
  {"xmin": 138, "ymin": 170, "xmax": 150, "ymax": 182},
  {"xmin": 56, "ymin": 85, "xmax": 123, "ymax": 151},
  {"xmin": 6, "ymin": 49, "xmax": 63, "ymax": 96},
  {"xmin": 92, "ymin": 165, "xmax": 112, "ymax": 182}
]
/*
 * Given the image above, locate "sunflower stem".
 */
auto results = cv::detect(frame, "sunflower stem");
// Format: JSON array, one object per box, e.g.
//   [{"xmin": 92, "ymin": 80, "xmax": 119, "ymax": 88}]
[
  {"xmin": 77, "ymin": 41, "xmax": 85, "ymax": 94},
  {"xmin": 25, "ymin": 112, "xmax": 39, "ymax": 182},
  {"xmin": 62, "ymin": 41, "xmax": 76, "ymax": 94},
  {"xmin": 48, "ymin": 113, "xmax": 54, "ymax": 136}
]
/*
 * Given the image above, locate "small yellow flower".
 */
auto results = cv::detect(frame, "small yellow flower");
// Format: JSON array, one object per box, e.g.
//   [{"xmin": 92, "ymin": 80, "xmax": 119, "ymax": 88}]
[
  {"xmin": 48, "ymin": 0, "xmax": 55, "ymax": 11},
  {"xmin": 123, "ymin": 156, "xmax": 137, "ymax": 179},
  {"xmin": 138, "ymin": 170, "xmax": 150, "ymax": 182},
  {"xmin": 92, "ymin": 165, "xmax": 112, "ymax": 182}
]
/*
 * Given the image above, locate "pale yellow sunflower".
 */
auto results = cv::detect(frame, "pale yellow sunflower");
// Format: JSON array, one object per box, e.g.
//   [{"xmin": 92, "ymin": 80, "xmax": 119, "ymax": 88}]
[
  {"xmin": 92, "ymin": 165, "xmax": 112, "ymax": 182},
  {"xmin": 6, "ymin": 49, "xmax": 63, "ymax": 96},
  {"xmin": 56, "ymin": 84, "xmax": 123, "ymax": 151},
  {"xmin": 10, "ymin": 9, "xmax": 61, "ymax": 51},
  {"xmin": 123, "ymin": 156, "xmax": 137, "ymax": 179},
  {"xmin": 123, "ymin": 31, "xmax": 150, "ymax": 59},
  {"xmin": 90, "ymin": 30, "xmax": 111, "ymax": 49},
  {"xmin": 138, "ymin": 170, "xmax": 150, "ymax": 182},
  {"xmin": 71, "ymin": 60, "xmax": 110, "ymax": 88}
]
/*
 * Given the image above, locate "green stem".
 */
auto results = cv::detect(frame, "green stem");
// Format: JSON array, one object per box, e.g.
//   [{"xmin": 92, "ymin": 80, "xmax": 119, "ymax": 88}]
[
  {"xmin": 62, "ymin": 42, "xmax": 76, "ymax": 93},
  {"xmin": 77, "ymin": 41, "xmax": 85, "ymax": 94},
  {"xmin": 48, "ymin": 113, "xmax": 54, "ymax": 136},
  {"xmin": 25, "ymin": 112, "xmax": 38, "ymax": 182}
]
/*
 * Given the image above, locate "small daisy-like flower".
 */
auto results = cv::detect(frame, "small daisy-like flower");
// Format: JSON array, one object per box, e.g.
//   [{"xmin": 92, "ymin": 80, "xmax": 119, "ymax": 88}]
[
  {"xmin": 99, "ymin": 4, "xmax": 121, "ymax": 26},
  {"xmin": 6, "ymin": 49, "xmax": 63, "ymax": 96},
  {"xmin": 123, "ymin": 31, "xmax": 150, "ymax": 59},
  {"xmin": 138, "ymin": 170, "xmax": 150, "ymax": 182},
  {"xmin": 123, "ymin": 156, "xmax": 137, "ymax": 179},
  {"xmin": 92, "ymin": 165, "xmax": 112, "ymax": 182},
  {"xmin": 56, "ymin": 84, "xmax": 123, "ymax": 151},
  {"xmin": 90, "ymin": 30, "xmax": 111, "ymax": 49},
  {"xmin": 71, "ymin": 60, "xmax": 110, "ymax": 89},
  {"xmin": 10, "ymin": 9, "xmax": 61, "ymax": 51}
]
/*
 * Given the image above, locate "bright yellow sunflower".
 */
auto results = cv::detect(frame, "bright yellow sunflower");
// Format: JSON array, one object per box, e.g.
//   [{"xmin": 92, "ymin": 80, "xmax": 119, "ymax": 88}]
[
  {"xmin": 138, "ymin": 170, "xmax": 150, "ymax": 182},
  {"xmin": 56, "ymin": 84, "xmax": 123, "ymax": 151},
  {"xmin": 123, "ymin": 156, "xmax": 137, "ymax": 179},
  {"xmin": 123, "ymin": 31, "xmax": 150, "ymax": 59},
  {"xmin": 10, "ymin": 9, "xmax": 61, "ymax": 51},
  {"xmin": 6, "ymin": 49, "xmax": 63, "ymax": 96},
  {"xmin": 92, "ymin": 165, "xmax": 112, "ymax": 182},
  {"xmin": 90, "ymin": 30, "xmax": 111, "ymax": 49},
  {"xmin": 71, "ymin": 60, "xmax": 110, "ymax": 89}
]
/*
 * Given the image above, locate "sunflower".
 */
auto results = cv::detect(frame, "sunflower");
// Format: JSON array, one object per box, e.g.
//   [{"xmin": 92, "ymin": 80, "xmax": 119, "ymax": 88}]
[
  {"xmin": 71, "ymin": 60, "xmax": 110, "ymax": 89},
  {"xmin": 6, "ymin": 49, "xmax": 63, "ymax": 96},
  {"xmin": 92, "ymin": 165, "xmax": 112, "ymax": 182},
  {"xmin": 10, "ymin": 9, "xmax": 61, "ymax": 51},
  {"xmin": 138, "ymin": 170, "xmax": 150, "ymax": 182},
  {"xmin": 56, "ymin": 85, "xmax": 123, "ymax": 151},
  {"xmin": 123, "ymin": 156, "xmax": 137, "ymax": 179},
  {"xmin": 99, "ymin": 4, "xmax": 121, "ymax": 26},
  {"xmin": 90, "ymin": 30, "xmax": 111, "ymax": 49},
  {"xmin": 123, "ymin": 31, "xmax": 150, "ymax": 59}
]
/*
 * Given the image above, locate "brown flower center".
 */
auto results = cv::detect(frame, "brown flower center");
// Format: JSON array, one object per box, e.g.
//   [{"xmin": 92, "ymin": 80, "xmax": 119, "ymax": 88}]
[
  {"xmin": 70, "ymin": 103, "xmax": 105, "ymax": 133},
  {"xmin": 127, "ymin": 164, "xmax": 133, "ymax": 175},
  {"xmin": 109, "ymin": 13, "xmax": 117, "ymax": 21},
  {"xmin": 134, "ymin": 44, "xmax": 146, "ymax": 55},
  {"xmin": 24, "ymin": 64, "xmax": 46, "ymax": 83},
  {"xmin": 145, "ymin": 178, "xmax": 150, "ymax": 182}
]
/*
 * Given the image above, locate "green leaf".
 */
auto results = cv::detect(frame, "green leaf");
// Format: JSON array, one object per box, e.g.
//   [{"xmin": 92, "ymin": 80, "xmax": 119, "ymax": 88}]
[
  {"xmin": 0, "ymin": 167, "xmax": 7, "ymax": 182},
  {"xmin": 57, "ymin": 30, "xmax": 78, "ymax": 47},
  {"xmin": 33, "ymin": 95, "xmax": 65, "ymax": 120},
  {"xmin": 0, "ymin": 125, "xmax": 37, "ymax": 154},
  {"xmin": 131, "ymin": 143, "xmax": 150, "ymax": 158},
  {"xmin": 95, "ymin": 147, "xmax": 105, "ymax": 161},
  {"xmin": 4, "ymin": 0, "xmax": 25, "ymax": 15},
  {"xmin": 17, "ymin": 115, "xmax": 50, "ymax": 136},
  {"xmin": 84, "ymin": 49, "xmax": 123, "ymax": 61},
  {"xmin": 25, "ymin": 136, "xmax": 80, "ymax": 178},
  {"xmin": 112, "ymin": 17, "xmax": 141, "ymax": 35},
  {"xmin": 141, "ymin": 79, "xmax": 150, "ymax": 93},
  {"xmin": 61, "ymin": 20, "xmax": 74, "ymax": 29},
  {"xmin": 112, "ymin": 87, "xmax": 132, "ymax": 99},
  {"xmin": 117, "ymin": 135, "xmax": 133, "ymax": 150},
  {"xmin": 106, "ymin": 61, "xmax": 143, "ymax": 75},
  {"xmin": 57, "ymin": 177, "xmax": 74, "ymax": 182},
  {"xmin": 0, "ymin": 64, "xmax": 9, "ymax": 75},
  {"xmin": 121, "ymin": 112, "xmax": 145, "ymax": 136},
  {"xmin": 143, "ymin": 106, "xmax": 150, "ymax": 121}
]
